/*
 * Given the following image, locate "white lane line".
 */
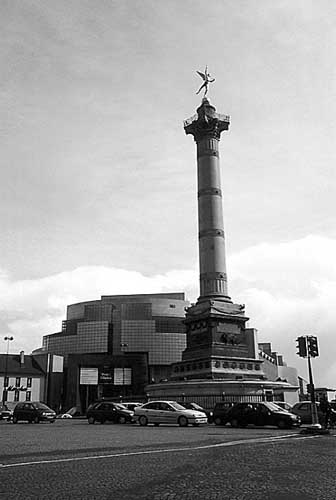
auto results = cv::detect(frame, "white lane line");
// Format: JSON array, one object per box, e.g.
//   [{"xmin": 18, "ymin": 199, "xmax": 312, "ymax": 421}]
[{"xmin": 0, "ymin": 434, "xmax": 319, "ymax": 469}]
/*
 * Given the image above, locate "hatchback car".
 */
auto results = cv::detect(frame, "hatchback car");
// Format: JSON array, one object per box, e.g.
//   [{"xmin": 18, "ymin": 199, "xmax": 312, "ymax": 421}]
[
  {"xmin": 178, "ymin": 402, "xmax": 213, "ymax": 423},
  {"xmin": 86, "ymin": 401, "xmax": 134, "ymax": 424},
  {"xmin": 122, "ymin": 402, "xmax": 143, "ymax": 412},
  {"xmin": 225, "ymin": 402, "xmax": 301, "ymax": 429},
  {"xmin": 0, "ymin": 404, "xmax": 12, "ymax": 420},
  {"xmin": 12, "ymin": 402, "xmax": 56, "ymax": 423},
  {"xmin": 291, "ymin": 401, "xmax": 336, "ymax": 426},
  {"xmin": 212, "ymin": 402, "xmax": 236, "ymax": 426},
  {"xmin": 134, "ymin": 400, "xmax": 208, "ymax": 427}
]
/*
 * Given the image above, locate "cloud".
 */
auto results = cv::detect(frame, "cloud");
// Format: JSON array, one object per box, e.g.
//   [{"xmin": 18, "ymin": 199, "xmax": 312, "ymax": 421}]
[
  {"xmin": 0, "ymin": 266, "xmax": 198, "ymax": 355},
  {"xmin": 1, "ymin": 234, "xmax": 336, "ymax": 387},
  {"xmin": 229, "ymin": 235, "xmax": 336, "ymax": 387}
]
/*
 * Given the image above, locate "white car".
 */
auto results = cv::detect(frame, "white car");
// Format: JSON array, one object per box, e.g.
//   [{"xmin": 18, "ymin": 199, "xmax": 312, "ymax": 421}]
[{"xmin": 134, "ymin": 400, "xmax": 208, "ymax": 427}]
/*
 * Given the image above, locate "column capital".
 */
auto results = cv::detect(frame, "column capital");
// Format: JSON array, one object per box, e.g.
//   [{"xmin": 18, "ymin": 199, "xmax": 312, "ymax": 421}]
[{"xmin": 184, "ymin": 98, "xmax": 230, "ymax": 142}]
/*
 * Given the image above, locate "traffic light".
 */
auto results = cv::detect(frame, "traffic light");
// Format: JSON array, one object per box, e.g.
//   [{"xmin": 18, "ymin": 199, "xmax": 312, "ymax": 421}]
[
  {"xmin": 296, "ymin": 336, "xmax": 307, "ymax": 357},
  {"xmin": 307, "ymin": 336, "xmax": 319, "ymax": 357}
]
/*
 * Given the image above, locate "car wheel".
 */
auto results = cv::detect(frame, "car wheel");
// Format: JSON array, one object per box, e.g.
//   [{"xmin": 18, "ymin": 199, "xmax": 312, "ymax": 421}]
[
  {"xmin": 214, "ymin": 417, "xmax": 223, "ymax": 426},
  {"xmin": 277, "ymin": 419, "xmax": 288, "ymax": 429},
  {"xmin": 34, "ymin": 416, "xmax": 39, "ymax": 424},
  {"xmin": 139, "ymin": 415, "xmax": 148, "ymax": 426},
  {"xmin": 118, "ymin": 415, "xmax": 127, "ymax": 424},
  {"xmin": 50, "ymin": 420, "xmax": 55, "ymax": 424},
  {"xmin": 230, "ymin": 418, "xmax": 239, "ymax": 428},
  {"xmin": 12, "ymin": 415, "xmax": 18, "ymax": 424},
  {"xmin": 100, "ymin": 418, "xmax": 106, "ymax": 424},
  {"xmin": 88, "ymin": 416, "xmax": 95, "ymax": 424},
  {"xmin": 178, "ymin": 416, "xmax": 188, "ymax": 427}
]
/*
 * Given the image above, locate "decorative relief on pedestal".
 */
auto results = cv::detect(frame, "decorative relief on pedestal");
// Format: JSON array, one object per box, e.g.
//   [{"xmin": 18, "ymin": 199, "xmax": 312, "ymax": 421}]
[{"xmin": 220, "ymin": 332, "xmax": 240, "ymax": 345}]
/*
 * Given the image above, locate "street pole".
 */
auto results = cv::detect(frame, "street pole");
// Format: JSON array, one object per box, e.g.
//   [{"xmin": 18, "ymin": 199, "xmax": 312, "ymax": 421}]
[
  {"xmin": 2, "ymin": 336, "xmax": 14, "ymax": 405},
  {"xmin": 307, "ymin": 355, "xmax": 319, "ymax": 425}
]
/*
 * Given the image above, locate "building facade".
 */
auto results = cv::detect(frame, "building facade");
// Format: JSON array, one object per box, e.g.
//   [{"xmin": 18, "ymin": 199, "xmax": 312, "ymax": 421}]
[
  {"xmin": 0, "ymin": 351, "xmax": 63, "ymax": 411},
  {"xmin": 39, "ymin": 293, "xmax": 189, "ymax": 409}
]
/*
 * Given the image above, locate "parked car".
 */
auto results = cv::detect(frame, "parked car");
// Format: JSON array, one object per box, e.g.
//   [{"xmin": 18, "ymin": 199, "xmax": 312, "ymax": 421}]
[
  {"xmin": 134, "ymin": 400, "xmax": 208, "ymax": 427},
  {"xmin": 12, "ymin": 402, "xmax": 56, "ymax": 424},
  {"xmin": 178, "ymin": 402, "xmax": 213, "ymax": 423},
  {"xmin": 273, "ymin": 402, "xmax": 293, "ymax": 412},
  {"xmin": 86, "ymin": 401, "xmax": 134, "ymax": 424},
  {"xmin": 291, "ymin": 401, "xmax": 336, "ymax": 426},
  {"xmin": 224, "ymin": 402, "xmax": 301, "ymax": 429},
  {"xmin": 212, "ymin": 402, "xmax": 236, "ymax": 425},
  {"xmin": 0, "ymin": 404, "xmax": 12, "ymax": 420},
  {"xmin": 121, "ymin": 402, "xmax": 143, "ymax": 412},
  {"xmin": 56, "ymin": 406, "xmax": 83, "ymax": 419}
]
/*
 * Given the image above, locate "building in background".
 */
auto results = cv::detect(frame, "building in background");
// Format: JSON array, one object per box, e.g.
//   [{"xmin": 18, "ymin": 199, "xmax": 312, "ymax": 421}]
[
  {"xmin": 258, "ymin": 342, "xmax": 300, "ymax": 405},
  {"xmin": 37, "ymin": 293, "xmax": 188, "ymax": 410},
  {"xmin": 0, "ymin": 351, "xmax": 63, "ymax": 411}
]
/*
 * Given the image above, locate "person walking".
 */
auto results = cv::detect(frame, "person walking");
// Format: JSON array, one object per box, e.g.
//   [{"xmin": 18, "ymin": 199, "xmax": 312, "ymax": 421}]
[{"xmin": 319, "ymin": 396, "xmax": 331, "ymax": 429}]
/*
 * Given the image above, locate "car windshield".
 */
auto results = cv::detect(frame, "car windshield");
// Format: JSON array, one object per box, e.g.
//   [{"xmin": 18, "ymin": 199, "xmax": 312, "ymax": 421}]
[
  {"xmin": 169, "ymin": 402, "xmax": 189, "ymax": 411},
  {"xmin": 264, "ymin": 402, "xmax": 285, "ymax": 412},
  {"xmin": 188, "ymin": 403, "xmax": 203, "ymax": 411},
  {"xmin": 114, "ymin": 403, "xmax": 126, "ymax": 410},
  {"xmin": 33, "ymin": 403, "xmax": 51, "ymax": 410}
]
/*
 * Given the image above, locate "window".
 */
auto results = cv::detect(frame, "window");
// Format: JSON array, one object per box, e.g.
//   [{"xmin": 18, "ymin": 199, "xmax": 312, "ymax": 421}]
[
  {"xmin": 26, "ymin": 391, "xmax": 31, "ymax": 401},
  {"xmin": 27, "ymin": 378, "xmax": 32, "ymax": 388},
  {"xmin": 4, "ymin": 376, "xmax": 9, "ymax": 387},
  {"xmin": 16, "ymin": 377, "xmax": 20, "ymax": 387},
  {"xmin": 14, "ymin": 390, "xmax": 20, "ymax": 402}
]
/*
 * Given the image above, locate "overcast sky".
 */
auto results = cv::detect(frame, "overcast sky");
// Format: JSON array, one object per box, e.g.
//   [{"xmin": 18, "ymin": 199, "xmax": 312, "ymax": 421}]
[{"xmin": 1, "ymin": 0, "xmax": 336, "ymax": 387}]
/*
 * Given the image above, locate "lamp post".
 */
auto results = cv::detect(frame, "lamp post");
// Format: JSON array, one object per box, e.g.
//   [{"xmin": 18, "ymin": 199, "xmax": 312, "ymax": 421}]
[
  {"xmin": 120, "ymin": 343, "xmax": 128, "ymax": 401},
  {"xmin": 2, "ymin": 336, "xmax": 14, "ymax": 404}
]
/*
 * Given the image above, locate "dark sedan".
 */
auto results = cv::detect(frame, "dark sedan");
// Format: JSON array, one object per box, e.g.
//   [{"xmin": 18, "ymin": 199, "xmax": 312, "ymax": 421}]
[
  {"xmin": 225, "ymin": 402, "xmax": 301, "ymax": 429},
  {"xmin": 86, "ymin": 401, "xmax": 134, "ymax": 424}
]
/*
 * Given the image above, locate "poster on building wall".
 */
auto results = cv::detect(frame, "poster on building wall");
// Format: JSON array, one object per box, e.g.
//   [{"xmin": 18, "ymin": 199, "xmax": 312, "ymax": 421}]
[
  {"xmin": 99, "ymin": 370, "xmax": 113, "ymax": 384},
  {"xmin": 114, "ymin": 368, "xmax": 132, "ymax": 385},
  {"xmin": 80, "ymin": 368, "xmax": 98, "ymax": 385}
]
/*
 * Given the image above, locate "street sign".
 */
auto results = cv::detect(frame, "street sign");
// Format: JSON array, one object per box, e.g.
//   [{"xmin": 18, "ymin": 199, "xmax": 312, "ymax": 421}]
[{"xmin": 80, "ymin": 368, "xmax": 98, "ymax": 385}]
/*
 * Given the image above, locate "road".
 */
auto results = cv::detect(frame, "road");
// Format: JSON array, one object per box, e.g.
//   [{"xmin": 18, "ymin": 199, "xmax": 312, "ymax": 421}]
[{"xmin": 1, "ymin": 419, "xmax": 335, "ymax": 499}]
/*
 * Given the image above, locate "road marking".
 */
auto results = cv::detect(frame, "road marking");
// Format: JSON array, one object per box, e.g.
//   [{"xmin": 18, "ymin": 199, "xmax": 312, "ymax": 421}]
[{"xmin": 0, "ymin": 434, "xmax": 320, "ymax": 469}]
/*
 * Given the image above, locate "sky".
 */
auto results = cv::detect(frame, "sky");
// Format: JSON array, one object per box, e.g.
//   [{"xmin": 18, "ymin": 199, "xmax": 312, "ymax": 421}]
[{"xmin": 1, "ymin": 0, "xmax": 336, "ymax": 387}]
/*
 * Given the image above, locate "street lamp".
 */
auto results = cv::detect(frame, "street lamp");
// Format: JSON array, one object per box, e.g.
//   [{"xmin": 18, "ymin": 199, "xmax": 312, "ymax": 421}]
[{"xmin": 2, "ymin": 336, "xmax": 14, "ymax": 404}]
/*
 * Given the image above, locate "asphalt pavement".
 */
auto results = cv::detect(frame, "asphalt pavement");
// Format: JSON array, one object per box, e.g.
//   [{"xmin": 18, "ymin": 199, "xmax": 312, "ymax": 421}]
[{"xmin": 0, "ymin": 420, "xmax": 335, "ymax": 499}]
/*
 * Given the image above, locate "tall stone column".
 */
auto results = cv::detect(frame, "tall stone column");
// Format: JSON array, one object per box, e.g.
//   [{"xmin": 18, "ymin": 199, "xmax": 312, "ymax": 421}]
[{"xmin": 184, "ymin": 98, "xmax": 231, "ymax": 302}]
